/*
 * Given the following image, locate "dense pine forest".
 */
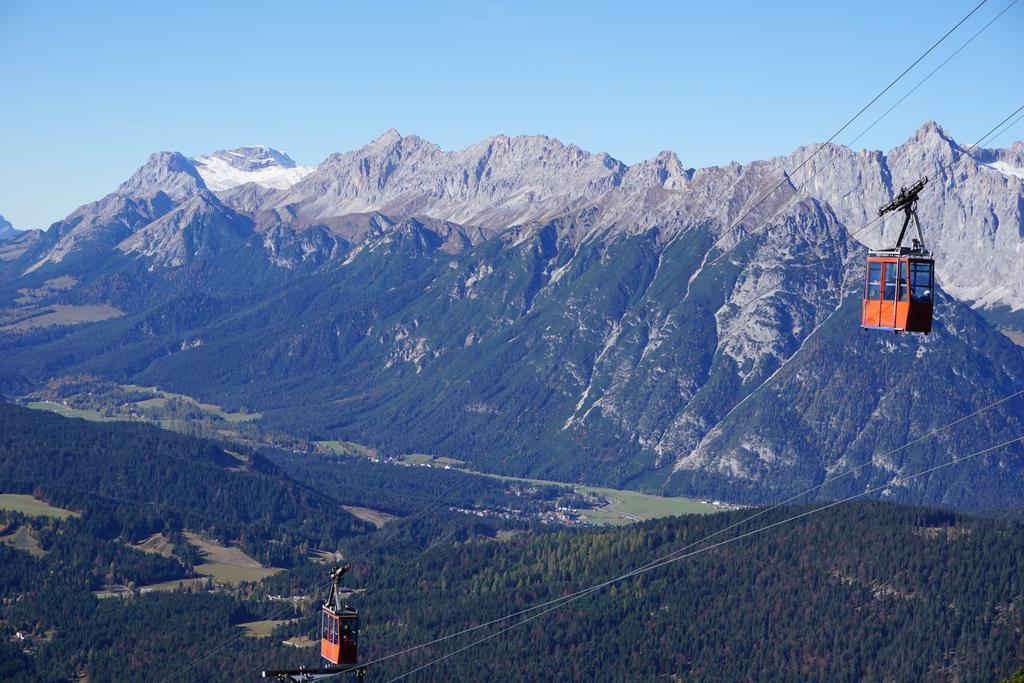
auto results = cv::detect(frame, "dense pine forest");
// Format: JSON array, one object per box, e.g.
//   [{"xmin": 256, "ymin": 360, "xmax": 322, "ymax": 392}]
[{"xmin": 1, "ymin": 404, "xmax": 1023, "ymax": 681}]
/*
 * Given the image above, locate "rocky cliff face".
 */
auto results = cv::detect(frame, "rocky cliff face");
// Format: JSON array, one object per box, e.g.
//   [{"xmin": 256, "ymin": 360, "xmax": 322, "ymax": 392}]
[
  {"xmin": 118, "ymin": 192, "xmax": 255, "ymax": 268},
  {"xmin": 776, "ymin": 122, "xmax": 1024, "ymax": 312},
  {"xmin": 3, "ymin": 124, "xmax": 1023, "ymax": 510},
  {"xmin": 16, "ymin": 125, "xmax": 1023, "ymax": 309},
  {"xmin": 256, "ymin": 129, "xmax": 628, "ymax": 233}
]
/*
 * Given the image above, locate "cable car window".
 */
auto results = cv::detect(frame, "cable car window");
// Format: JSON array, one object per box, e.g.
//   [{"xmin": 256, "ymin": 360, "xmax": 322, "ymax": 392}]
[
  {"xmin": 910, "ymin": 261, "xmax": 933, "ymax": 303},
  {"xmin": 883, "ymin": 262, "xmax": 898, "ymax": 301},
  {"xmin": 323, "ymin": 613, "xmax": 337, "ymax": 644},
  {"xmin": 867, "ymin": 262, "xmax": 882, "ymax": 299},
  {"xmin": 898, "ymin": 261, "xmax": 908, "ymax": 301}
]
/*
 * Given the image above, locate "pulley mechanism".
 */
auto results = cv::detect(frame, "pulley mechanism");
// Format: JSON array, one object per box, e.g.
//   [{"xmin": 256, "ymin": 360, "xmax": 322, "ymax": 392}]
[{"xmin": 877, "ymin": 176, "xmax": 929, "ymax": 254}]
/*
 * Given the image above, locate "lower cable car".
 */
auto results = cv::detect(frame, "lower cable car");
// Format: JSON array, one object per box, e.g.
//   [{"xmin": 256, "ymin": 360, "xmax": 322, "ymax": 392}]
[
  {"xmin": 861, "ymin": 176, "xmax": 934, "ymax": 334},
  {"xmin": 263, "ymin": 564, "xmax": 366, "ymax": 682},
  {"xmin": 321, "ymin": 565, "xmax": 359, "ymax": 667}
]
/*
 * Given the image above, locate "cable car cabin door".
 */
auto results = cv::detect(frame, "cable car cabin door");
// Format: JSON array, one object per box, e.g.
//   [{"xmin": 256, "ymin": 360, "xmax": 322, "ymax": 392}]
[
  {"xmin": 321, "ymin": 610, "xmax": 340, "ymax": 665},
  {"xmin": 861, "ymin": 256, "xmax": 933, "ymax": 334}
]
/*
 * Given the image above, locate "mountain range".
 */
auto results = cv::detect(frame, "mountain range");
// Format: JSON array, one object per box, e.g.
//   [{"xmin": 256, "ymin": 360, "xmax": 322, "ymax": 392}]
[{"xmin": 2, "ymin": 123, "xmax": 1023, "ymax": 510}]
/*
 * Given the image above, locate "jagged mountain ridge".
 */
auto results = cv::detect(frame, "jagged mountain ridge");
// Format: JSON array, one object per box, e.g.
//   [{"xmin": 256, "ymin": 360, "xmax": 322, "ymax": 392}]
[
  {"xmin": 2, "ymin": 124, "xmax": 1023, "ymax": 510},
  {"xmin": 15, "ymin": 123, "xmax": 1023, "ymax": 311}
]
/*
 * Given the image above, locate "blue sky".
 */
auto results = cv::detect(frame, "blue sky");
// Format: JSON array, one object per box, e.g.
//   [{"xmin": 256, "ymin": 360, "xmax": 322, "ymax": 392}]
[{"xmin": 1, "ymin": 0, "xmax": 1021, "ymax": 228}]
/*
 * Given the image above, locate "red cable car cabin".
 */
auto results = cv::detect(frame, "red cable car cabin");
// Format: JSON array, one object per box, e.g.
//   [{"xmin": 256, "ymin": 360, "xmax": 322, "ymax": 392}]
[
  {"xmin": 861, "ymin": 252, "xmax": 934, "ymax": 333},
  {"xmin": 321, "ymin": 604, "xmax": 359, "ymax": 666},
  {"xmin": 320, "ymin": 564, "xmax": 359, "ymax": 667},
  {"xmin": 861, "ymin": 176, "xmax": 935, "ymax": 335}
]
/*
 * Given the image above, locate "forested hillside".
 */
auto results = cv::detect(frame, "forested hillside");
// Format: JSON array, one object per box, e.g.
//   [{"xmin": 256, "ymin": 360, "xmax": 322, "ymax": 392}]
[
  {"xmin": 1, "ymin": 405, "xmax": 1022, "ymax": 680},
  {"xmin": 0, "ymin": 402, "xmax": 371, "ymax": 566},
  {"xmin": 5, "ymin": 499, "xmax": 1023, "ymax": 681},
  {"xmin": 328, "ymin": 503, "xmax": 1024, "ymax": 681}
]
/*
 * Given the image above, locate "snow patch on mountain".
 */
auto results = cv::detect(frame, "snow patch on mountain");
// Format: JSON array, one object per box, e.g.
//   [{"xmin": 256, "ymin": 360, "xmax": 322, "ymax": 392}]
[
  {"xmin": 984, "ymin": 160, "xmax": 1024, "ymax": 181},
  {"xmin": 192, "ymin": 146, "xmax": 313, "ymax": 191}
]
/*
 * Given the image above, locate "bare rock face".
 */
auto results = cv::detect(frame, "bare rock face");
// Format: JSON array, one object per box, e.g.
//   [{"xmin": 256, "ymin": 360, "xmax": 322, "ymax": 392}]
[
  {"xmin": 775, "ymin": 122, "xmax": 1024, "ymax": 312},
  {"xmin": 257, "ymin": 129, "xmax": 628, "ymax": 233},
  {"xmin": 24, "ymin": 152, "xmax": 206, "ymax": 272},
  {"xmin": 5, "ymin": 124, "xmax": 1024, "ymax": 510},
  {"xmin": 116, "ymin": 151, "xmax": 207, "ymax": 202},
  {"xmin": 241, "ymin": 125, "xmax": 1020, "ymax": 311},
  {"xmin": 117, "ymin": 191, "xmax": 253, "ymax": 268},
  {"xmin": 215, "ymin": 182, "xmax": 280, "ymax": 214},
  {"xmin": 21, "ymin": 124, "xmax": 1024, "ymax": 310}
]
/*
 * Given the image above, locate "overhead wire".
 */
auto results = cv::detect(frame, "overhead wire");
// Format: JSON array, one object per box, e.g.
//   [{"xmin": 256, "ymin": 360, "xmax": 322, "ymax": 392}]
[
  {"xmin": 672, "ymin": 97, "xmax": 1024, "ymax": 312},
  {"xmin": 658, "ymin": 0, "xmax": 992, "ymax": 305},
  {"xmin": 385, "ymin": 434, "xmax": 1024, "ymax": 681},
  {"xmin": 549, "ymin": 2, "xmax": 1018, "ymax": 457},
  {"xmin": 315, "ymin": 11, "xmax": 1024, "ymax": 676},
  {"xmin": 636, "ymin": 0, "xmax": 1002, "ymax": 307},
  {"xmin": 647, "ymin": 97, "xmax": 1013, "ymax": 393},
  {"xmin": 840, "ymin": 0, "xmax": 1019, "ymax": 165},
  {"xmin": 308, "ymin": 4, "xmax": 1024, "ymax": 678},
  {"xmin": 848, "ymin": 101, "xmax": 1024, "ymax": 243},
  {"xmin": 162, "ymin": 470, "xmax": 472, "ymax": 683},
  {"xmin": 312, "ymin": 384, "xmax": 1024, "ymax": 681},
  {"xmin": 255, "ymin": 3, "xmax": 1018, "ymax": 679},
  {"xmin": 548, "ymin": 1, "xmax": 1016, "ymax": 447}
]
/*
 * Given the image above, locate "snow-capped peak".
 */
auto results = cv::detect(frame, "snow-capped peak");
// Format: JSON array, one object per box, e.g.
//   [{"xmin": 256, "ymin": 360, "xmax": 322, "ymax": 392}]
[{"xmin": 192, "ymin": 146, "xmax": 313, "ymax": 191}]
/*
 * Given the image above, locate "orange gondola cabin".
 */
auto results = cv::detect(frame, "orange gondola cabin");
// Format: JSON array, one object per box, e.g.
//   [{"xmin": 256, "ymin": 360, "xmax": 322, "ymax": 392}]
[
  {"xmin": 263, "ymin": 564, "xmax": 366, "ymax": 681},
  {"xmin": 321, "ymin": 565, "xmax": 359, "ymax": 667},
  {"xmin": 861, "ymin": 176, "xmax": 935, "ymax": 334}
]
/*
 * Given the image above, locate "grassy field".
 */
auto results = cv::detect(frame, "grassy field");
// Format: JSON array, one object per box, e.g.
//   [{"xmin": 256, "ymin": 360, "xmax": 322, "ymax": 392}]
[
  {"xmin": 282, "ymin": 636, "xmax": 318, "ymax": 649},
  {"xmin": 573, "ymin": 508, "xmax": 635, "ymax": 526},
  {"xmin": 26, "ymin": 385, "xmax": 260, "ymax": 431},
  {"xmin": 94, "ymin": 577, "xmax": 212, "ymax": 598},
  {"xmin": 25, "ymin": 401, "xmax": 114, "ymax": 422},
  {"xmin": 122, "ymin": 384, "xmax": 261, "ymax": 422},
  {"xmin": 0, "ymin": 525, "xmax": 46, "ymax": 556},
  {"xmin": 341, "ymin": 504, "xmax": 399, "ymax": 528},
  {"xmin": 577, "ymin": 485, "xmax": 718, "ymax": 520},
  {"xmin": 316, "ymin": 440, "xmax": 378, "ymax": 458},
  {"xmin": 309, "ymin": 549, "xmax": 343, "ymax": 564},
  {"xmin": 184, "ymin": 532, "xmax": 281, "ymax": 584},
  {"xmin": 0, "ymin": 493, "xmax": 79, "ymax": 519},
  {"xmin": 94, "ymin": 585, "xmax": 134, "ymax": 599},
  {"xmin": 237, "ymin": 619, "xmax": 295, "ymax": 638},
  {"xmin": 139, "ymin": 577, "xmax": 211, "ymax": 593},
  {"xmin": 0, "ymin": 303, "xmax": 123, "ymax": 332},
  {"xmin": 129, "ymin": 532, "xmax": 175, "ymax": 558},
  {"xmin": 399, "ymin": 453, "xmax": 435, "ymax": 465},
  {"xmin": 460, "ymin": 471, "xmax": 721, "ymax": 525},
  {"xmin": 397, "ymin": 453, "xmax": 467, "ymax": 467}
]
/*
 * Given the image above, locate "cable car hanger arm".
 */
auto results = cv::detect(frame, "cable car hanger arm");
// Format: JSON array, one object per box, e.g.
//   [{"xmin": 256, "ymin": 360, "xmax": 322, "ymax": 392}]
[{"xmin": 878, "ymin": 175, "xmax": 928, "ymax": 252}]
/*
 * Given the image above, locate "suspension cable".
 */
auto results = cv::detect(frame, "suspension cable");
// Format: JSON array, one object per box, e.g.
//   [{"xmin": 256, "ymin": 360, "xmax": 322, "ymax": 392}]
[
  {"xmin": 385, "ymin": 435, "xmax": 1024, "ymax": 681},
  {"xmin": 315, "ymin": 386, "xmax": 1024, "ymax": 680}
]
